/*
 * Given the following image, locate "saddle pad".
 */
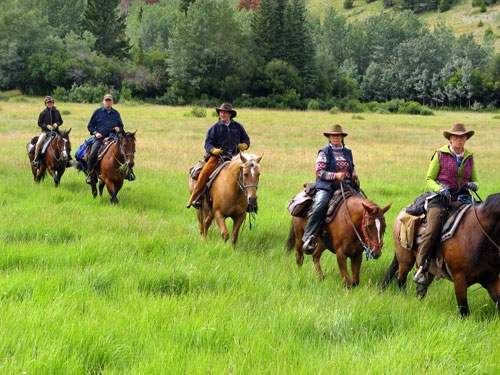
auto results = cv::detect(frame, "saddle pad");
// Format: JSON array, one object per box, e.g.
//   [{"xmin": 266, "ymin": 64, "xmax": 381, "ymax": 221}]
[
  {"xmin": 441, "ymin": 203, "xmax": 470, "ymax": 242},
  {"xmin": 324, "ymin": 189, "xmax": 354, "ymax": 224}
]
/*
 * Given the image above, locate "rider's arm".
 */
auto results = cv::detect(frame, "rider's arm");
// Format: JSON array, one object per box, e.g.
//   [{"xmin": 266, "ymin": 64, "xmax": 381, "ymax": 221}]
[{"xmin": 425, "ymin": 152, "xmax": 443, "ymax": 193}]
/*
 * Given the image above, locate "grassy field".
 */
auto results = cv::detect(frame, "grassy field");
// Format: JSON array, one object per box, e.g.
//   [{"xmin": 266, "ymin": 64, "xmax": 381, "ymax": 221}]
[{"xmin": 1, "ymin": 96, "xmax": 500, "ymax": 374}]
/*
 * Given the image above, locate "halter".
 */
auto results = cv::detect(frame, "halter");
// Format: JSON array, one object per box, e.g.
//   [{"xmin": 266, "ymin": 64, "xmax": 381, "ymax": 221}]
[{"xmin": 341, "ymin": 183, "xmax": 384, "ymax": 260}]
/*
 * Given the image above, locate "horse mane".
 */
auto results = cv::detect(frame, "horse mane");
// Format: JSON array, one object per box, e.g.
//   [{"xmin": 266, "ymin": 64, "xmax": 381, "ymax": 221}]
[{"xmin": 482, "ymin": 193, "xmax": 500, "ymax": 211}]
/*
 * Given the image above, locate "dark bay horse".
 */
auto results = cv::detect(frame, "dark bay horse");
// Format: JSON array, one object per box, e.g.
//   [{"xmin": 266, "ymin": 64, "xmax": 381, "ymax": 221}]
[
  {"xmin": 188, "ymin": 153, "xmax": 262, "ymax": 246},
  {"xmin": 86, "ymin": 131, "xmax": 136, "ymax": 204},
  {"xmin": 382, "ymin": 193, "xmax": 500, "ymax": 317},
  {"xmin": 287, "ymin": 194, "xmax": 392, "ymax": 288},
  {"xmin": 27, "ymin": 129, "xmax": 72, "ymax": 186}
]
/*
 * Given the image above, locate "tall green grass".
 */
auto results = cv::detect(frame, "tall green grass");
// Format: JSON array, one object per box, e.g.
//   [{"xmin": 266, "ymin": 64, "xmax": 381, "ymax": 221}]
[{"xmin": 1, "ymin": 100, "xmax": 499, "ymax": 374}]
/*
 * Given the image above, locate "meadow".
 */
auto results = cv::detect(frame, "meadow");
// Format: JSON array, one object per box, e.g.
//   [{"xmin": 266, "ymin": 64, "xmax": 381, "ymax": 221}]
[{"xmin": 1, "ymin": 97, "xmax": 500, "ymax": 374}]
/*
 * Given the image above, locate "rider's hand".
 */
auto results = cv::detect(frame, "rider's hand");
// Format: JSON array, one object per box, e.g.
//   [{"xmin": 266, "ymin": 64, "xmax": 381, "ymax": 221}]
[
  {"xmin": 52, "ymin": 123, "xmax": 58, "ymax": 129},
  {"xmin": 238, "ymin": 143, "xmax": 248, "ymax": 151},
  {"xmin": 440, "ymin": 189, "xmax": 451, "ymax": 204},
  {"xmin": 211, "ymin": 148, "xmax": 223, "ymax": 156},
  {"xmin": 466, "ymin": 182, "xmax": 478, "ymax": 191},
  {"xmin": 47, "ymin": 125, "xmax": 53, "ymax": 130}
]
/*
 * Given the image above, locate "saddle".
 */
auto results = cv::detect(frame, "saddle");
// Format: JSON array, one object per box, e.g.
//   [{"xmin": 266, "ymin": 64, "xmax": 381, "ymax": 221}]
[
  {"xmin": 27, "ymin": 135, "xmax": 53, "ymax": 155},
  {"xmin": 188, "ymin": 156, "xmax": 232, "ymax": 208}
]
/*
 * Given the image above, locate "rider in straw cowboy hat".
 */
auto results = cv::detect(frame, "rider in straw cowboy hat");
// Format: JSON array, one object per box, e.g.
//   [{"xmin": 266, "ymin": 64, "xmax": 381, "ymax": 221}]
[
  {"xmin": 186, "ymin": 103, "xmax": 250, "ymax": 209},
  {"xmin": 413, "ymin": 123, "xmax": 479, "ymax": 285},
  {"xmin": 302, "ymin": 124, "xmax": 358, "ymax": 254}
]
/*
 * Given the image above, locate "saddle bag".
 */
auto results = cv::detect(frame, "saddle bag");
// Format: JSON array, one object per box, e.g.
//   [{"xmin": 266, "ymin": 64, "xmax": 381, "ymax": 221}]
[
  {"xmin": 75, "ymin": 136, "xmax": 95, "ymax": 162},
  {"xmin": 287, "ymin": 182, "xmax": 316, "ymax": 217}
]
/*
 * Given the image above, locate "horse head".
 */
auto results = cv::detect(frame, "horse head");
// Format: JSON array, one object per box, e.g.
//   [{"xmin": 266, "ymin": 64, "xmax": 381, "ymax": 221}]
[
  {"xmin": 239, "ymin": 153, "xmax": 263, "ymax": 210},
  {"xmin": 361, "ymin": 201, "xmax": 392, "ymax": 259},
  {"xmin": 56, "ymin": 128, "xmax": 72, "ymax": 161},
  {"xmin": 121, "ymin": 130, "xmax": 137, "ymax": 169}
]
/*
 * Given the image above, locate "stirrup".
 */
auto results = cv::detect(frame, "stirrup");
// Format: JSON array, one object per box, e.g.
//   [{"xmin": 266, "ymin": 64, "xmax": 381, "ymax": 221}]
[{"xmin": 302, "ymin": 235, "xmax": 316, "ymax": 254}]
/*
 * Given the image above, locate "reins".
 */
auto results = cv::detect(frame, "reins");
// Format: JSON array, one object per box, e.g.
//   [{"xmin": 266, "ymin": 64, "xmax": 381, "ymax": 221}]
[{"xmin": 340, "ymin": 183, "xmax": 382, "ymax": 260}]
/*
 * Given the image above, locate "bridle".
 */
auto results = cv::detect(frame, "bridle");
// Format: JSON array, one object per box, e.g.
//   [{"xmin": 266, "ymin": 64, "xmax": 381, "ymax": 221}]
[
  {"xmin": 340, "ymin": 183, "xmax": 385, "ymax": 260},
  {"xmin": 470, "ymin": 195, "xmax": 500, "ymax": 253},
  {"xmin": 114, "ymin": 134, "xmax": 135, "ymax": 166},
  {"xmin": 51, "ymin": 132, "xmax": 69, "ymax": 162}
]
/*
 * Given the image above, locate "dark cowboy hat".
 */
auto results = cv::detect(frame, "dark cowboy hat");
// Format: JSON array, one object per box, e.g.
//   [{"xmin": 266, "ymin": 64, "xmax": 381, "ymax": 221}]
[
  {"xmin": 216, "ymin": 103, "xmax": 237, "ymax": 118},
  {"xmin": 44, "ymin": 96, "xmax": 54, "ymax": 104},
  {"xmin": 443, "ymin": 123, "xmax": 474, "ymax": 140},
  {"xmin": 323, "ymin": 124, "xmax": 348, "ymax": 138}
]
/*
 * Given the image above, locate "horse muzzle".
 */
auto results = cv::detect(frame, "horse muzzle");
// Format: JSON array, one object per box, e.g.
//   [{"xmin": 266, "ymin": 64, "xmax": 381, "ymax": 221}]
[{"xmin": 367, "ymin": 245, "xmax": 382, "ymax": 260}]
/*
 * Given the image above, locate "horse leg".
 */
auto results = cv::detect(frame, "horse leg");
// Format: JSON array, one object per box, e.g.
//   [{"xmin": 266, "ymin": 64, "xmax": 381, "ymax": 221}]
[
  {"xmin": 350, "ymin": 252, "xmax": 363, "ymax": 287},
  {"xmin": 230, "ymin": 214, "xmax": 246, "ymax": 246},
  {"xmin": 335, "ymin": 252, "xmax": 352, "ymax": 288},
  {"xmin": 453, "ymin": 274, "xmax": 470, "ymax": 317},
  {"xmin": 483, "ymin": 277, "xmax": 500, "ymax": 316},
  {"xmin": 213, "ymin": 211, "xmax": 230, "ymax": 242},
  {"xmin": 311, "ymin": 247, "xmax": 326, "ymax": 279}
]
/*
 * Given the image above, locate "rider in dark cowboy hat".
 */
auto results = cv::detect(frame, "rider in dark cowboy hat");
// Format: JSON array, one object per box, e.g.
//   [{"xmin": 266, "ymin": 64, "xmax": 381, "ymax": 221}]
[{"xmin": 186, "ymin": 103, "xmax": 250, "ymax": 209}]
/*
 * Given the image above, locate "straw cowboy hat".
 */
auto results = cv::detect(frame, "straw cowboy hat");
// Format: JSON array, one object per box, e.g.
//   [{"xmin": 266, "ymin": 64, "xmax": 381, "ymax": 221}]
[
  {"xmin": 216, "ymin": 103, "xmax": 237, "ymax": 118},
  {"xmin": 443, "ymin": 123, "xmax": 474, "ymax": 140},
  {"xmin": 323, "ymin": 124, "xmax": 348, "ymax": 138}
]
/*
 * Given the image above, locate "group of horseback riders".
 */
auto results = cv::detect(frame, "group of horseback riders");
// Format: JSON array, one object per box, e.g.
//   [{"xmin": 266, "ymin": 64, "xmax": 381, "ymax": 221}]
[
  {"xmin": 296, "ymin": 121, "xmax": 478, "ymax": 287},
  {"xmin": 31, "ymin": 94, "xmax": 135, "ymax": 183},
  {"xmin": 31, "ymin": 97, "xmax": 478, "ymax": 286}
]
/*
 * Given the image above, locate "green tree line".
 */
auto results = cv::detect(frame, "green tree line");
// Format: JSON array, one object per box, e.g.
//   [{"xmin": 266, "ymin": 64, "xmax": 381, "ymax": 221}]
[{"xmin": 1, "ymin": 0, "xmax": 500, "ymax": 111}]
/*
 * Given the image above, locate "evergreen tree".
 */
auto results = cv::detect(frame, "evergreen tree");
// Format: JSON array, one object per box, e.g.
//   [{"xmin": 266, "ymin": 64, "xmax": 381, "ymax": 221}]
[
  {"xmin": 252, "ymin": 0, "xmax": 288, "ymax": 63},
  {"xmin": 82, "ymin": 0, "xmax": 130, "ymax": 60}
]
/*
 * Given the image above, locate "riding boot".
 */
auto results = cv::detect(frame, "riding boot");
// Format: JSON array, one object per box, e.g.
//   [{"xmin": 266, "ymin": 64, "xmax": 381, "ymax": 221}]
[
  {"xmin": 413, "ymin": 205, "xmax": 442, "ymax": 284},
  {"xmin": 31, "ymin": 137, "xmax": 44, "ymax": 167},
  {"xmin": 186, "ymin": 156, "xmax": 218, "ymax": 208},
  {"xmin": 302, "ymin": 189, "xmax": 331, "ymax": 254}
]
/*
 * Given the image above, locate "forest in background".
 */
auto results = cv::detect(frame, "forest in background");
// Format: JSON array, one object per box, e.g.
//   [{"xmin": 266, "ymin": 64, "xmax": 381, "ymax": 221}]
[{"xmin": 1, "ymin": 0, "xmax": 500, "ymax": 112}]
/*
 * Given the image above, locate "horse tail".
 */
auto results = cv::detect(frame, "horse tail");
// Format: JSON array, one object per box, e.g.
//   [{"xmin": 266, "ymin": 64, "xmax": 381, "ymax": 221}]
[
  {"xmin": 381, "ymin": 254, "xmax": 400, "ymax": 288},
  {"xmin": 286, "ymin": 220, "xmax": 296, "ymax": 253}
]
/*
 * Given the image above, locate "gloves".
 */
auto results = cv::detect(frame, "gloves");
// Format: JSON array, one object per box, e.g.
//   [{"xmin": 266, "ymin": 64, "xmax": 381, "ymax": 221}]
[
  {"xmin": 52, "ymin": 123, "xmax": 58, "ymax": 129},
  {"xmin": 466, "ymin": 182, "xmax": 478, "ymax": 192},
  {"xmin": 211, "ymin": 148, "xmax": 223, "ymax": 156},
  {"xmin": 47, "ymin": 125, "xmax": 53, "ymax": 130},
  {"xmin": 440, "ymin": 189, "xmax": 451, "ymax": 204},
  {"xmin": 238, "ymin": 143, "xmax": 248, "ymax": 151}
]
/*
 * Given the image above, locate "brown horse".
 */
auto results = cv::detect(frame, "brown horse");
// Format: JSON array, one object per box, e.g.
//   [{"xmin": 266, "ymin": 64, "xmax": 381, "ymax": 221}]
[
  {"xmin": 382, "ymin": 194, "xmax": 500, "ymax": 317},
  {"xmin": 382, "ymin": 193, "xmax": 500, "ymax": 317},
  {"xmin": 287, "ymin": 192, "xmax": 392, "ymax": 288},
  {"xmin": 88, "ymin": 131, "xmax": 137, "ymax": 204},
  {"xmin": 188, "ymin": 153, "xmax": 262, "ymax": 246},
  {"xmin": 27, "ymin": 129, "xmax": 72, "ymax": 186}
]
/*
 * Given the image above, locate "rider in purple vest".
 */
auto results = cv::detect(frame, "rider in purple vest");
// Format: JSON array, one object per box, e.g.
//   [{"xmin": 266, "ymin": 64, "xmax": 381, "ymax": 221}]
[{"xmin": 413, "ymin": 123, "xmax": 479, "ymax": 285}]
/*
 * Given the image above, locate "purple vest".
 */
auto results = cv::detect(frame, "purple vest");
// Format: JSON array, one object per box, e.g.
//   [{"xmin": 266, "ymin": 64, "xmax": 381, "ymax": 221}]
[{"xmin": 436, "ymin": 151, "xmax": 473, "ymax": 194}]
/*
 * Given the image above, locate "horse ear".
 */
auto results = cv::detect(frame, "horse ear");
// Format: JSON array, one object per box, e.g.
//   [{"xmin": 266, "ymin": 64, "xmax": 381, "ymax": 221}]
[
  {"xmin": 256, "ymin": 154, "xmax": 263, "ymax": 163},
  {"xmin": 240, "ymin": 154, "xmax": 248, "ymax": 163},
  {"xmin": 382, "ymin": 202, "xmax": 392, "ymax": 213},
  {"xmin": 66, "ymin": 128, "xmax": 72, "ymax": 134},
  {"xmin": 131, "ymin": 129, "xmax": 137, "ymax": 135}
]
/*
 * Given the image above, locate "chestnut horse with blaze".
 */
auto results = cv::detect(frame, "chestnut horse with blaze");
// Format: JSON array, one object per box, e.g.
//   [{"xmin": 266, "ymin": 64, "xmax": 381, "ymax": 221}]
[
  {"xmin": 188, "ymin": 153, "xmax": 262, "ymax": 246},
  {"xmin": 382, "ymin": 193, "xmax": 500, "ymax": 317},
  {"xmin": 287, "ymin": 194, "xmax": 391, "ymax": 288}
]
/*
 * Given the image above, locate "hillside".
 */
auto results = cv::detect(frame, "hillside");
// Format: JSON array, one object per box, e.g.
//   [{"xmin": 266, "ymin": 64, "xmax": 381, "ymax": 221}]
[{"xmin": 306, "ymin": 0, "xmax": 500, "ymax": 52}]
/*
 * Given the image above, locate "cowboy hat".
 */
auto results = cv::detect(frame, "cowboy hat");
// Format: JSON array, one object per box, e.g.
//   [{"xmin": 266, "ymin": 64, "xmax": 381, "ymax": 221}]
[
  {"xmin": 443, "ymin": 123, "xmax": 474, "ymax": 140},
  {"xmin": 323, "ymin": 124, "xmax": 348, "ymax": 138},
  {"xmin": 103, "ymin": 94, "xmax": 113, "ymax": 101},
  {"xmin": 216, "ymin": 103, "xmax": 237, "ymax": 118}
]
